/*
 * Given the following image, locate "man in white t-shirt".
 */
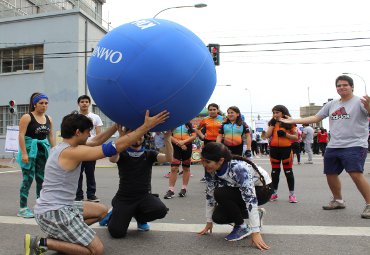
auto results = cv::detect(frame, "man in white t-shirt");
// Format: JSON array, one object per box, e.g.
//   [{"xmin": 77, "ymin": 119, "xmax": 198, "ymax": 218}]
[
  {"xmin": 281, "ymin": 75, "xmax": 370, "ymax": 219},
  {"xmin": 75, "ymin": 95, "xmax": 103, "ymax": 202},
  {"xmin": 302, "ymin": 124, "xmax": 314, "ymax": 164}
]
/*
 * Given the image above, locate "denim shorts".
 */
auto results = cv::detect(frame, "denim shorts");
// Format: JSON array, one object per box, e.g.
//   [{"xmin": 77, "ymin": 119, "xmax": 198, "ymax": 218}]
[{"xmin": 323, "ymin": 147, "xmax": 368, "ymax": 175}]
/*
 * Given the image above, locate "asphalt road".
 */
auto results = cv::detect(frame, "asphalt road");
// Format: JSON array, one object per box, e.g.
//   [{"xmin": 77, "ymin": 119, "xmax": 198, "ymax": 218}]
[{"xmin": 0, "ymin": 154, "xmax": 369, "ymax": 255}]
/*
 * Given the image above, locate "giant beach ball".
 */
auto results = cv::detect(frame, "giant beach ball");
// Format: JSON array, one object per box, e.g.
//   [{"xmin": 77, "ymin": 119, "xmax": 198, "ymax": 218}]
[{"xmin": 87, "ymin": 19, "xmax": 217, "ymax": 131}]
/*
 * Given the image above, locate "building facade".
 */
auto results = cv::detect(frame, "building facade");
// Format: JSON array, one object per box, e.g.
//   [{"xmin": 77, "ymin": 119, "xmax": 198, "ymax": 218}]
[
  {"xmin": 299, "ymin": 103, "xmax": 323, "ymax": 128},
  {"xmin": 0, "ymin": 0, "xmax": 111, "ymax": 157}
]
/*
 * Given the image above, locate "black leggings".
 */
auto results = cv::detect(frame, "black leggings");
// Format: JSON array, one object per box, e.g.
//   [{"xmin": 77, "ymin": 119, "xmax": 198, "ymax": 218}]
[
  {"xmin": 108, "ymin": 194, "xmax": 168, "ymax": 238},
  {"xmin": 269, "ymin": 146, "xmax": 295, "ymax": 191},
  {"xmin": 212, "ymin": 185, "xmax": 272, "ymax": 226},
  {"xmin": 212, "ymin": 187, "xmax": 246, "ymax": 225},
  {"xmin": 291, "ymin": 142, "xmax": 301, "ymax": 163}
]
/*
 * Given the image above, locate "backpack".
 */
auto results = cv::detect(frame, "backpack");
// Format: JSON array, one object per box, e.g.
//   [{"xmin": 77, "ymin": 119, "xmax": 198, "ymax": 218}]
[{"xmin": 253, "ymin": 166, "xmax": 273, "ymax": 205}]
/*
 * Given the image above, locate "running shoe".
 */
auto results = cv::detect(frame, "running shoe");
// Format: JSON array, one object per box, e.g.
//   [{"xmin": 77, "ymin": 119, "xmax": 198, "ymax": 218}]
[
  {"xmin": 270, "ymin": 194, "xmax": 278, "ymax": 201},
  {"xmin": 137, "ymin": 222, "xmax": 150, "ymax": 231},
  {"xmin": 322, "ymin": 200, "xmax": 346, "ymax": 210},
  {"xmin": 289, "ymin": 195, "xmax": 298, "ymax": 203},
  {"xmin": 24, "ymin": 234, "xmax": 47, "ymax": 255},
  {"xmin": 163, "ymin": 172, "xmax": 170, "ymax": 178},
  {"xmin": 99, "ymin": 208, "xmax": 113, "ymax": 226},
  {"xmin": 17, "ymin": 207, "xmax": 34, "ymax": 218},
  {"xmin": 258, "ymin": 208, "xmax": 266, "ymax": 229},
  {"xmin": 164, "ymin": 190, "xmax": 175, "ymax": 199},
  {"xmin": 224, "ymin": 225, "xmax": 252, "ymax": 241},
  {"xmin": 361, "ymin": 204, "xmax": 370, "ymax": 219},
  {"xmin": 87, "ymin": 195, "xmax": 100, "ymax": 203},
  {"xmin": 178, "ymin": 189, "xmax": 187, "ymax": 197},
  {"xmin": 199, "ymin": 177, "xmax": 206, "ymax": 183}
]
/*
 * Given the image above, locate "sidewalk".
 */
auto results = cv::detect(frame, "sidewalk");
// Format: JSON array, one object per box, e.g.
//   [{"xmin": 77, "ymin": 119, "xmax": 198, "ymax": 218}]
[{"xmin": 95, "ymin": 157, "xmax": 116, "ymax": 168}]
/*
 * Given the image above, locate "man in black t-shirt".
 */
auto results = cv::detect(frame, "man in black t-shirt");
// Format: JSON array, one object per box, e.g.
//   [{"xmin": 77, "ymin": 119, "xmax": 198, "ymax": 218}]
[{"xmin": 101, "ymin": 129, "xmax": 173, "ymax": 238}]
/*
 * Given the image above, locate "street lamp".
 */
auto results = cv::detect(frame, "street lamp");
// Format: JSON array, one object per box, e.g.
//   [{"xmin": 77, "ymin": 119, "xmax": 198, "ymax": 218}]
[
  {"xmin": 153, "ymin": 3, "xmax": 207, "ymax": 18},
  {"xmin": 342, "ymin": 72, "xmax": 368, "ymax": 95},
  {"xmin": 245, "ymin": 88, "xmax": 253, "ymax": 129},
  {"xmin": 216, "ymin": 84, "xmax": 231, "ymax": 87}
]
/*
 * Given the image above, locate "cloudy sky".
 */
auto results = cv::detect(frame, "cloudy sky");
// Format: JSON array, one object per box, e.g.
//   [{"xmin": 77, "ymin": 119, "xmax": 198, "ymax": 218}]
[{"xmin": 102, "ymin": 0, "xmax": 370, "ymax": 126}]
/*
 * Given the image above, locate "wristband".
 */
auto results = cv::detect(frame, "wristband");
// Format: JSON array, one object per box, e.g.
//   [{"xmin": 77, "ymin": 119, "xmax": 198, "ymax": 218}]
[{"xmin": 102, "ymin": 141, "xmax": 118, "ymax": 157}]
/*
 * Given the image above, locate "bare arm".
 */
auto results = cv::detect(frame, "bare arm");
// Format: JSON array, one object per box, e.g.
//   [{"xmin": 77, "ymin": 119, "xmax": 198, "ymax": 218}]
[
  {"xmin": 109, "ymin": 153, "xmax": 120, "ymax": 163},
  {"xmin": 281, "ymin": 115, "xmax": 323, "ymax": 125},
  {"xmin": 216, "ymin": 134, "xmax": 223, "ymax": 143},
  {"xmin": 95, "ymin": 125, "xmax": 102, "ymax": 135},
  {"xmin": 109, "ymin": 126, "xmax": 125, "ymax": 163},
  {"xmin": 178, "ymin": 133, "xmax": 197, "ymax": 146},
  {"xmin": 47, "ymin": 116, "xmax": 55, "ymax": 147},
  {"xmin": 61, "ymin": 110, "xmax": 170, "ymax": 171},
  {"xmin": 360, "ymin": 95, "xmax": 370, "ymax": 113},
  {"xmin": 86, "ymin": 125, "xmax": 117, "ymax": 147},
  {"xmin": 265, "ymin": 125, "xmax": 274, "ymax": 139},
  {"xmin": 246, "ymin": 133, "xmax": 252, "ymax": 150},
  {"xmin": 157, "ymin": 131, "xmax": 173, "ymax": 163},
  {"xmin": 18, "ymin": 114, "xmax": 31, "ymax": 163},
  {"xmin": 195, "ymin": 128, "xmax": 205, "ymax": 140},
  {"xmin": 285, "ymin": 129, "xmax": 298, "ymax": 140}
]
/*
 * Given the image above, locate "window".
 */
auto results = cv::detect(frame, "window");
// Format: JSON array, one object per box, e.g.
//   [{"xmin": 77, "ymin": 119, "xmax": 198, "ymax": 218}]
[
  {"xmin": 0, "ymin": 45, "xmax": 44, "ymax": 74},
  {"xmin": 0, "ymin": 104, "xmax": 29, "ymax": 135},
  {"xmin": 92, "ymin": 105, "xmax": 114, "ymax": 131},
  {"xmin": 82, "ymin": 0, "xmax": 97, "ymax": 11}
]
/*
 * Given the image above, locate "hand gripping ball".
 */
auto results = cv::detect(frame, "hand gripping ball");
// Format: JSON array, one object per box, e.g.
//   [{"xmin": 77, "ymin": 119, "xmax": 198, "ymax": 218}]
[{"xmin": 87, "ymin": 19, "xmax": 216, "ymax": 131}]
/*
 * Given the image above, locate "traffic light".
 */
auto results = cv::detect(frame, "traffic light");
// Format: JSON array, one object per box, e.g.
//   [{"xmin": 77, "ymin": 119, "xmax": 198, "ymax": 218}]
[
  {"xmin": 9, "ymin": 100, "xmax": 16, "ymax": 114},
  {"xmin": 208, "ymin": 44, "xmax": 220, "ymax": 66}
]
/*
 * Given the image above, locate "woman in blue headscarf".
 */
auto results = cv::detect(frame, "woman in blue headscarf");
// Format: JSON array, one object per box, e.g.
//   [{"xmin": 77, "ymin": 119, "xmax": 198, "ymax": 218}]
[{"xmin": 17, "ymin": 92, "xmax": 55, "ymax": 218}]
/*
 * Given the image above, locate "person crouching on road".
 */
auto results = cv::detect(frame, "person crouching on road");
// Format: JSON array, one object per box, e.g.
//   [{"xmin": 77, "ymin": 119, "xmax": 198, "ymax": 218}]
[{"xmin": 198, "ymin": 142, "xmax": 271, "ymax": 251}]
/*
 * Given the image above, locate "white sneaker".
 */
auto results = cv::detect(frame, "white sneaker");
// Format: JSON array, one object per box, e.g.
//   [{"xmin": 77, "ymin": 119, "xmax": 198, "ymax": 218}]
[{"xmin": 258, "ymin": 208, "xmax": 266, "ymax": 229}]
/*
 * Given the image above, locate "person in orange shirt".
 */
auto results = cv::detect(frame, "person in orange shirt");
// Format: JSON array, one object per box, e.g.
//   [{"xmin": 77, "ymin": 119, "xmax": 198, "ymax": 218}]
[
  {"xmin": 195, "ymin": 103, "xmax": 224, "ymax": 182},
  {"xmin": 265, "ymin": 105, "xmax": 298, "ymax": 203}
]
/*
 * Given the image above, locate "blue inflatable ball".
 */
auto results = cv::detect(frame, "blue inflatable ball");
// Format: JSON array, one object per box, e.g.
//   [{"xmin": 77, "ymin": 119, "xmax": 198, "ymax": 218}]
[{"xmin": 87, "ymin": 19, "xmax": 216, "ymax": 131}]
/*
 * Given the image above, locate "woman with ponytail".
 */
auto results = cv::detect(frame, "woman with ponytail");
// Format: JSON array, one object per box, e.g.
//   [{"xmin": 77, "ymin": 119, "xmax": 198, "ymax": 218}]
[
  {"xmin": 197, "ymin": 142, "xmax": 271, "ymax": 251},
  {"xmin": 17, "ymin": 92, "xmax": 55, "ymax": 218}
]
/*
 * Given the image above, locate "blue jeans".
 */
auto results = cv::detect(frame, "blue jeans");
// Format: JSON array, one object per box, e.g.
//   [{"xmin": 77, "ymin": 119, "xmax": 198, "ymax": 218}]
[{"xmin": 76, "ymin": 160, "xmax": 97, "ymax": 199}]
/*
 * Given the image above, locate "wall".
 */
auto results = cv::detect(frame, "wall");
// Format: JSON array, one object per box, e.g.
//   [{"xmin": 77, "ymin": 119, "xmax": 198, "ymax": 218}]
[{"xmin": 0, "ymin": 10, "xmax": 106, "ymax": 157}]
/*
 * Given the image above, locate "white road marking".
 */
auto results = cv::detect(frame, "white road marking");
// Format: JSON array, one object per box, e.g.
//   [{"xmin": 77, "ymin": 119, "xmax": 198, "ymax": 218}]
[
  {"xmin": 1, "ymin": 216, "xmax": 369, "ymax": 236},
  {"xmin": 0, "ymin": 169, "xmax": 21, "ymax": 174}
]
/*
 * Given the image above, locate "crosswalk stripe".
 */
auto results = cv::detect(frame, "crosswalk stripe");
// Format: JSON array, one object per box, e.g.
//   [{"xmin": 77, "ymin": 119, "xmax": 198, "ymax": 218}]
[{"xmin": 1, "ymin": 216, "xmax": 369, "ymax": 236}]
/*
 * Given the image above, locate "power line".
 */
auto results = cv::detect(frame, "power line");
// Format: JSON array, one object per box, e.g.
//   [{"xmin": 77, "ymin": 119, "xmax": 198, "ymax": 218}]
[
  {"xmin": 219, "ymin": 37, "xmax": 370, "ymax": 47},
  {"xmin": 221, "ymin": 44, "xmax": 370, "ymax": 53},
  {"xmin": 223, "ymin": 59, "xmax": 370, "ymax": 65}
]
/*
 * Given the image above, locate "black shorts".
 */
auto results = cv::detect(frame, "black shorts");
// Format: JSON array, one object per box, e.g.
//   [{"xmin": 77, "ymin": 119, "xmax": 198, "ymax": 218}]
[
  {"xmin": 227, "ymin": 144, "xmax": 243, "ymax": 156},
  {"xmin": 173, "ymin": 143, "xmax": 192, "ymax": 161}
]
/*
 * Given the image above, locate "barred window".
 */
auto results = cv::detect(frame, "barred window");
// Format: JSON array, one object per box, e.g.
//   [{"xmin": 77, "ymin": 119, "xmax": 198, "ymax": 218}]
[
  {"xmin": 0, "ymin": 45, "xmax": 43, "ymax": 74},
  {"xmin": 0, "ymin": 104, "xmax": 29, "ymax": 135}
]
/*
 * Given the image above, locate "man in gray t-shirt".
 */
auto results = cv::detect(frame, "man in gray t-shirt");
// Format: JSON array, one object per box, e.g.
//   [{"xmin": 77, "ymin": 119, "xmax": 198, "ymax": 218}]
[
  {"xmin": 302, "ymin": 124, "xmax": 314, "ymax": 163},
  {"xmin": 281, "ymin": 75, "xmax": 370, "ymax": 219}
]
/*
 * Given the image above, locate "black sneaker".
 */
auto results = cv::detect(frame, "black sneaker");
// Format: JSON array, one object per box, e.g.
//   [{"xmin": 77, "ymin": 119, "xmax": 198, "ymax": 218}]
[
  {"xmin": 75, "ymin": 197, "xmax": 84, "ymax": 201},
  {"xmin": 164, "ymin": 190, "xmax": 175, "ymax": 199},
  {"xmin": 87, "ymin": 196, "xmax": 100, "ymax": 202},
  {"xmin": 200, "ymin": 177, "xmax": 206, "ymax": 183},
  {"xmin": 178, "ymin": 189, "xmax": 187, "ymax": 197}
]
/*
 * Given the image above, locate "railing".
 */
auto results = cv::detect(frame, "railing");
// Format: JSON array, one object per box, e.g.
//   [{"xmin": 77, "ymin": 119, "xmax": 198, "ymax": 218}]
[{"xmin": 0, "ymin": 0, "xmax": 110, "ymax": 29}]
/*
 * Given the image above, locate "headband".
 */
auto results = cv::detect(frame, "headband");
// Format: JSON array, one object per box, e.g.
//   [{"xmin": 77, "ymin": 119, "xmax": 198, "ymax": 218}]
[{"xmin": 32, "ymin": 94, "xmax": 49, "ymax": 105}]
